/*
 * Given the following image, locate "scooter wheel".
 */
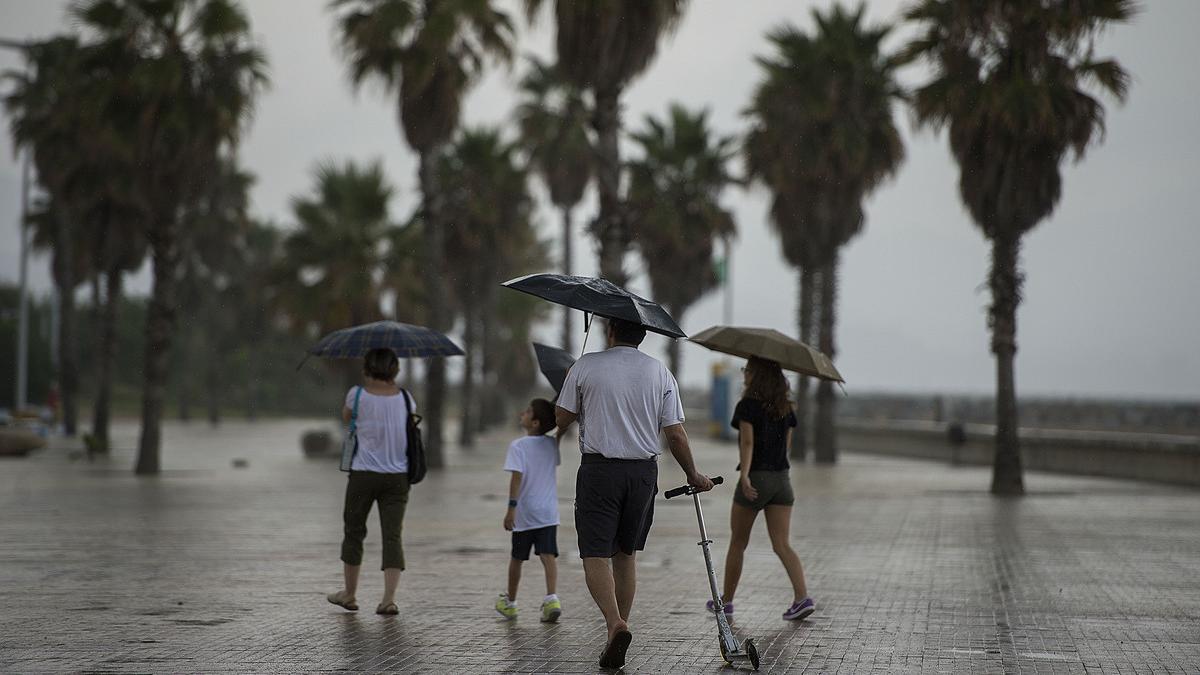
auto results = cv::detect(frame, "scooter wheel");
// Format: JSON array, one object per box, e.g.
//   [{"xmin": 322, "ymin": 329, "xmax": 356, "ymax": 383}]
[
  {"xmin": 719, "ymin": 639, "xmax": 733, "ymax": 665},
  {"xmin": 745, "ymin": 638, "xmax": 760, "ymax": 671}
]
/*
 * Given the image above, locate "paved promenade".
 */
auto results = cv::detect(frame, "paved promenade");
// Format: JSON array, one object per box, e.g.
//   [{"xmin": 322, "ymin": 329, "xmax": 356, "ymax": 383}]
[{"xmin": 1, "ymin": 418, "xmax": 1198, "ymax": 673}]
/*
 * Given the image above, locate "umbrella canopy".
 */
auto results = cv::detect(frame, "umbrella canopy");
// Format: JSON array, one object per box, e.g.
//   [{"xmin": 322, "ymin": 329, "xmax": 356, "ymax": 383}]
[
  {"xmin": 532, "ymin": 342, "xmax": 576, "ymax": 394},
  {"xmin": 305, "ymin": 320, "xmax": 464, "ymax": 361},
  {"xmin": 688, "ymin": 325, "xmax": 844, "ymax": 382},
  {"xmin": 502, "ymin": 273, "xmax": 686, "ymax": 339}
]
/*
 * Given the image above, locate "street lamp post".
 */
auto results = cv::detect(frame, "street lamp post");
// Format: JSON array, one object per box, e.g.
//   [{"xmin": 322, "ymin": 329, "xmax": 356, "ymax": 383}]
[{"xmin": 15, "ymin": 151, "xmax": 30, "ymax": 411}]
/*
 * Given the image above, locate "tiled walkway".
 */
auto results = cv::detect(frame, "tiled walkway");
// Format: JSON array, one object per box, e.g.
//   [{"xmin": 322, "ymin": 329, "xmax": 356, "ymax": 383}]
[{"xmin": 1, "ymin": 419, "xmax": 1197, "ymax": 673}]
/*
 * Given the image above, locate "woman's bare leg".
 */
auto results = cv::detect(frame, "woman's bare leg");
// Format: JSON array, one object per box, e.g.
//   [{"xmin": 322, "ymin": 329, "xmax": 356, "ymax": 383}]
[
  {"xmin": 381, "ymin": 568, "xmax": 401, "ymax": 606},
  {"xmin": 764, "ymin": 504, "xmax": 808, "ymax": 601},
  {"xmin": 721, "ymin": 503, "xmax": 759, "ymax": 603},
  {"xmin": 342, "ymin": 563, "xmax": 360, "ymax": 600}
]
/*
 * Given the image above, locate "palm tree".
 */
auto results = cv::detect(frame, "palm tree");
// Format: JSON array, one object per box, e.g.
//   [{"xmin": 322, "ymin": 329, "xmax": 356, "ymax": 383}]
[
  {"xmin": 72, "ymin": 0, "xmax": 267, "ymax": 474},
  {"xmin": 524, "ymin": 0, "xmax": 688, "ymax": 284},
  {"xmin": 331, "ymin": 0, "xmax": 514, "ymax": 465},
  {"xmin": 514, "ymin": 56, "xmax": 592, "ymax": 351},
  {"xmin": 274, "ymin": 160, "xmax": 395, "ymax": 392},
  {"xmin": 4, "ymin": 36, "xmax": 92, "ymax": 437},
  {"xmin": 176, "ymin": 157, "xmax": 254, "ymax": 425},
  {"xmin": 627, "ymin": 103, "xmax": 737, "ymax": 380},
  {"xmin": 746, "ymin": 5, "xmax": 905, "ymax": 463},
  {"xmin": 901, "ymin": 0, "xmax": 1134, "ymax": 494},
  {"xmin": 439, "ymin": 127, "xmax": 533, "ymax": 445}
]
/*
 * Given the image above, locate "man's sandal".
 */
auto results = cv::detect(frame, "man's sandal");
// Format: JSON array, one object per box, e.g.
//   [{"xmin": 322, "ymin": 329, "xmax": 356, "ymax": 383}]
[{"xmin": 376, "ymin": 602, "xmax": 399, "ymax": 615}]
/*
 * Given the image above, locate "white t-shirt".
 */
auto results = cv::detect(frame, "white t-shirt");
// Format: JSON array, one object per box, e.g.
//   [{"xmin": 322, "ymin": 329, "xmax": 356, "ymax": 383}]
[
  {"xmin": 503, "ymin": 435, "xmax": 561, "ymax": 532},
  {"xmin": 345, "ymin": 387, "xmax": 414, "ymax": 474},
  {"xmin": 557, "ymin": 346, "xmax": 685, "ymax": 460}
]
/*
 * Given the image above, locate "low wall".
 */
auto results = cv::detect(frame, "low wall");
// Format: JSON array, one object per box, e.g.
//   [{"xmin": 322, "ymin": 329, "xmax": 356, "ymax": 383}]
[{"xmin": 838, "ymin": 419, "xmax": 1200, "ymax": 487}]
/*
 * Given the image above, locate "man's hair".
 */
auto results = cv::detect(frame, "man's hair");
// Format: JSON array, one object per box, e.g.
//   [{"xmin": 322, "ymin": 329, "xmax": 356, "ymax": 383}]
[
  {"xmin": 363, "ymin": 348, "xmax": 400, "ymax": 381},
  {"xmin": 530, "ymin": 398, "xmax": 557, "ymax": 433},
  {"xmin": 607, "ymin": 318, "xmax": 646, "ymax": 347}
]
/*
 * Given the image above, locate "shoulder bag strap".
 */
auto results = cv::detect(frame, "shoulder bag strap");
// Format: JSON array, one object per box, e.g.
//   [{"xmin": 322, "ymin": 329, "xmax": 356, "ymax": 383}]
[{"xmin": 349, "ymin": 386, "xmax": 363, "ymax": 433}]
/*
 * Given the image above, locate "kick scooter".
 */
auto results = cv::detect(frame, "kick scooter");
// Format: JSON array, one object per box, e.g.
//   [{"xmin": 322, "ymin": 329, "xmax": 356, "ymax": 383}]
[{"xmin": 664, "ymin": 476, "xmax": 761, "ymax": 670}]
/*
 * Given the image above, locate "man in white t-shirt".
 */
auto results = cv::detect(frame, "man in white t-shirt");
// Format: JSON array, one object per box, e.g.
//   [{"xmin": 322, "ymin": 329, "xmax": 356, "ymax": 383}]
[
  {"xmin": 494, "ymin": 399, "xmax": 563, "ymax": 624},
  {"xmin": 556, "ymin": 318, "xmax": 713, "ymax": 669}
]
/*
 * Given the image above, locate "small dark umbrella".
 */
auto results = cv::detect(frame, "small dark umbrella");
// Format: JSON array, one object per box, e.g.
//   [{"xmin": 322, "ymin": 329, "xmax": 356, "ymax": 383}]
[
  {"xmin": 298, "ymin": 320, "xmax": 463, "ymax": 369},
  {"xmin": 502, "ymin": 273, "xmax": 686, "ymax": 339},
  {"xmin": 532, "ymin": 342, "xmax": 576, "ymax": 394}
]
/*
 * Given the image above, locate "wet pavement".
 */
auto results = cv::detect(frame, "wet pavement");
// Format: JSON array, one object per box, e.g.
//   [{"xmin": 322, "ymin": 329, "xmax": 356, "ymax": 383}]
[{"xmin": 1, "ymin": 418, "xmax": 1198, "ymax": 673}]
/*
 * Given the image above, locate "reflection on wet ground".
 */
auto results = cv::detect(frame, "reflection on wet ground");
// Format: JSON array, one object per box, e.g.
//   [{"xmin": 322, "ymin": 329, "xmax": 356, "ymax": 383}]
[{"xmin": 1, "ymin": 418, "xmax": 1198, "ymax": 672}]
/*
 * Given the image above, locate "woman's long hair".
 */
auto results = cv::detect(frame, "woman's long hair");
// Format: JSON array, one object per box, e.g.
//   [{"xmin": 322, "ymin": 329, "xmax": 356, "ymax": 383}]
[{"xmin": 743, "ymin": 357, "xmax": 793, "ymax": 420}]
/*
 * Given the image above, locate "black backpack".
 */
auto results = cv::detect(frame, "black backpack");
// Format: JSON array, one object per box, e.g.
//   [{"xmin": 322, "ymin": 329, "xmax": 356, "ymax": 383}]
[{"xmin": 401, "ymin": 389, "xmax": 427, "ymax": 484}]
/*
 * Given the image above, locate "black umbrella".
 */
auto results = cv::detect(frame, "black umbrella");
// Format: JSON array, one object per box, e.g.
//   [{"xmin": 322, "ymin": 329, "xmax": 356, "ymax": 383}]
[
  {"xmin": 502, "ymin": 273, "xmax": 686, "ymax": 339},
  {"xmin": 297, "ymin": 320, "xmax": 463, "ymax": 369},
  {"xmin": 533, "ymin": 342, "xmax": 576, "ymax": 393}
]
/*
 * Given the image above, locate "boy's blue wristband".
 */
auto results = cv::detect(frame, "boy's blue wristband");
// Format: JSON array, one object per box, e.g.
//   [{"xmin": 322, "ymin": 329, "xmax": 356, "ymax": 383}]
[{"xmin": 508, "ymin": 499, "xmax": 518, "ymax": 508}]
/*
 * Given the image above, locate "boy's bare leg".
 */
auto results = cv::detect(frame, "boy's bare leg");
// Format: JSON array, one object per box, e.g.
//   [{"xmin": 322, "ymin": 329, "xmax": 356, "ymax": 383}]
[
  {"xmin": 612, "ymin": 552, "xmax": 636, "ymax": 621},
  {"xmin": 583, "ymin": 557, "xmax": 628, "ymax": 639},
  {"xmin": 539, "ymin": 553, "xmax": 557, "ymax": 596},
  {"xmin": 507, "ymin": 558, "xmax": 522, "ymax": 601},
  {"xmin": 381, "ymin": 568, "xmax": 401, "ymax": 606}
]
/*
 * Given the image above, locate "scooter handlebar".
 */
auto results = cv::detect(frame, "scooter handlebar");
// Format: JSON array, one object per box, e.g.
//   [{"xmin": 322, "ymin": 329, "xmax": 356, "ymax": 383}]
[{"xmin": 664, "ymin": 475, "xmax": 723, "ymax": 499}]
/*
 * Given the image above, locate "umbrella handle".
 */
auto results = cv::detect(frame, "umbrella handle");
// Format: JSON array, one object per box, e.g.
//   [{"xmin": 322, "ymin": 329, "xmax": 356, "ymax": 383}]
[{"xmin": 579, "ymin": 312, "xmax": 593, "ymax": 358}]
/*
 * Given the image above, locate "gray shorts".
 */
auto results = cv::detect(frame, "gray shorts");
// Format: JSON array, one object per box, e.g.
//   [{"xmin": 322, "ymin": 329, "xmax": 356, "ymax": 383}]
[
  {"xmin": 574, "ymin": 455, "xmax": 658, "ymax": 558},
  {"xmin": 733, "ymin": 470, "xmax": 795, "ymax": 511}
]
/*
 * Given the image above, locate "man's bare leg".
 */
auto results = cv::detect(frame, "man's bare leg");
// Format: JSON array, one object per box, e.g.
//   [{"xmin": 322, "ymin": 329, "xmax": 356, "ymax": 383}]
[
  {"xmin": 583, "ymin": 557, "xmax": 628, "ymax": 639},
  {"xmin": 612, "ymin": 552, "xmax": 636, "ymax": 621}
]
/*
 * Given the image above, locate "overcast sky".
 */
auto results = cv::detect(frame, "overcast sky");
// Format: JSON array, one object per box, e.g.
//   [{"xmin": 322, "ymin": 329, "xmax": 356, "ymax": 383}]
[{"xmin": 1, "ymin": 0, "xmax": 1197, "ymax": 400}]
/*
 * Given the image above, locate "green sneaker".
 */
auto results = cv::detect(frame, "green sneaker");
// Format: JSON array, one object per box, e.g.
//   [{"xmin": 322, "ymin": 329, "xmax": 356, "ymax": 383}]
[
  {"xmin": 540, "ymin": 596, "xmax": 562, "ymax": 623},
  {"xmin": 495, "ymin": 593, "xmax": 517, "ymax": 620}
]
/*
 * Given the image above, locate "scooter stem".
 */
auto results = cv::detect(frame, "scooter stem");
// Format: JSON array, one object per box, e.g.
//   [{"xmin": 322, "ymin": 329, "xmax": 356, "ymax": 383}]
[{"xmin": 692, "ymin": 492, "xmax": 723, "ymax": 607}]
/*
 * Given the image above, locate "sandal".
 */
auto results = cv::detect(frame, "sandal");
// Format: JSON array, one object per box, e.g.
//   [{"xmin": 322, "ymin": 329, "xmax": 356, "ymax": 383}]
[
  {"xmin": 326, "ymin": 591, "xmax": 358, "ymax": 611},
  {"xmin": 376, "ymin": 602, "xmax": 399, "ymax": 616},
  {"xmin": 598, "ymin": 629, "xmax": 632, "ymax": 669}
]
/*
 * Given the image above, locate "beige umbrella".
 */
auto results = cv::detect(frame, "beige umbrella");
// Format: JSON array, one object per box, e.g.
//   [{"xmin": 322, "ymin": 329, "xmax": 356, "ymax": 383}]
[{"xmin": 688, "ymin": 325, "xmax": 845, "ymax": 383}]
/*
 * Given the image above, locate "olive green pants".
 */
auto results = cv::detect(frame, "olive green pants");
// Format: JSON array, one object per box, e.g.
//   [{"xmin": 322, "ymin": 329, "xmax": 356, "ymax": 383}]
[{"xmin": 341, "ymin": 471, "xmax": 410, "ymax": 570}]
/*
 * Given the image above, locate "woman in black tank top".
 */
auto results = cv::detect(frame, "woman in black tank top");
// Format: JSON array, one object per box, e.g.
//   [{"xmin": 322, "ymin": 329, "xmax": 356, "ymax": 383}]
[{"xmin": 708, "ymin": 357, "xmax": 815, "ymax": 622}]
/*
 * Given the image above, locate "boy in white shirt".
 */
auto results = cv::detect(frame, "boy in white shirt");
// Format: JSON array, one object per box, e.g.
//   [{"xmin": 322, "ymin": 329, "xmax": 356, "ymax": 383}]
[{"xmin": 495, "ymin": 399, "xmax": 562, "ymax": 622}]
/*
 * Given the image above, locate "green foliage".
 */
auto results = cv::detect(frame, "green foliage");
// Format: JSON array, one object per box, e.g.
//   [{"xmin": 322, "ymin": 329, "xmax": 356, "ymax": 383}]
[
  {"xmin": 628, "ymin": 103, "xmax": 737, "ymax": 317},
  {"xmin": 900, "ymin": 0, "xmax": 1134, "ymax": 239},
  {"xmin": 514, "ymin": 55, "xmax": 592, "ymax": 209},
  {"xmin": 331, "ymin": 0, "xmax": 515, "ymax": 153},
  {"xmin": 745, "ymin": 3, "xmax": 904, "ymax": 270},
  {"xmin": 0, "ymin": 287, "xmax": 55, "ymax": 410}
]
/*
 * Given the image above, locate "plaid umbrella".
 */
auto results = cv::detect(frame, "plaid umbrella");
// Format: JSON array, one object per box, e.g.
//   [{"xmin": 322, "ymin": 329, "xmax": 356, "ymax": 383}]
[{"xmin": 300, "ymin": 321, "xmax": 463, "ymax": 368}]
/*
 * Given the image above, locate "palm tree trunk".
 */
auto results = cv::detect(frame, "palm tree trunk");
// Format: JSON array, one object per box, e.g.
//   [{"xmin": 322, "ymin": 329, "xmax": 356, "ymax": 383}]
[
  {"xmin": 666, "ymin": 304, "xmax": 684, "ymax": 381},
  {"xmin": 561, "ymin": 206, "xmax": 574, "ymax": 352},
  {"xmin": 459, "ymin": 300, "xmax": 477, "ymax": 448},
  {"xmin": 418, "ymin": 151, "xmax": 447, "ymax": 468},
  {"xmin": 91, "ymin": 267, "xmax": 122, "ymax": 452},
  {"xmin": 205, "ymin": 358, "xmax": 220, "ymax": 428},
  {"xmin": 790, "ymin": 267, "xmax": 815, "ymax": 461},
  {"xmin": 592, "ymin": 87, "xmax": 626, "ymax": 285},
  {"xmin": 177, "ymin": 330, "xmax": 192, "ymax": 422},
  {"xmin": 136, "ymin": 220, "xmax": 180, "ymax": 475},
  {"xmin": 52, "ymin": 213, "xmax": 79, "ymax": 436},
  {"xmin": 814, "ymin": 254, "xmax": 838, "ymax": 464},
  {"xmin": 989, "ymin": 233, "xmax": 1025, "ymax": 495}
]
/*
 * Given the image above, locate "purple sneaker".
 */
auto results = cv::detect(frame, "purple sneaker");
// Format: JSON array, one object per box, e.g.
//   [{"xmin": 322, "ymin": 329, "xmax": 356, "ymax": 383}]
[
  {"xmin": 783, "ymin": 597, "xmax": 815, "ymax": 620},
  {"xmin": 705, "ymin": 600, "xmax": 733, "ymax": 616}
]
